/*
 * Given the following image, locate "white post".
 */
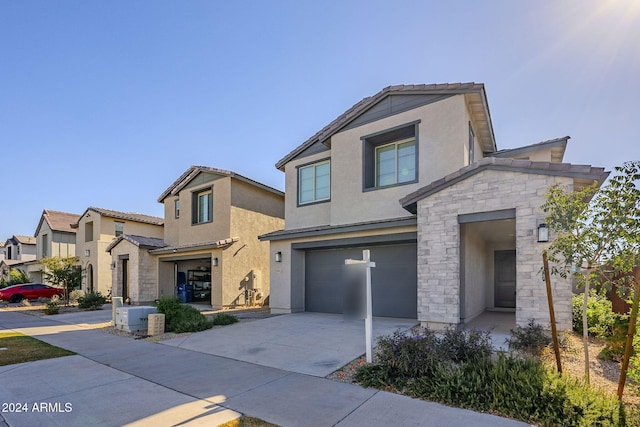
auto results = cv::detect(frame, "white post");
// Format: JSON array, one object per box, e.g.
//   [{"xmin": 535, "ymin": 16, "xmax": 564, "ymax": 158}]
[{"xmin": 345, "ymin": 249, "xmax": 376, "ymax": 363}]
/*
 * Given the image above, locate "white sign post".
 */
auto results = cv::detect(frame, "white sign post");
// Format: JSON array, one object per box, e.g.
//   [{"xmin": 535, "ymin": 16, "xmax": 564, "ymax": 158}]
[{"xmin": 345, "ymin": 249, "xmax": 376, "ymax": 363}]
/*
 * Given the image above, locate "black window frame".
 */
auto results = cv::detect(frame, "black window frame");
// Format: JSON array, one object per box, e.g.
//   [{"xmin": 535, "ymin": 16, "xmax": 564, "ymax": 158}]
[
  {"xmin": 192, "ymin": 187, "xmax": 213, "ymax": 225},
  {"xmin": 296, "ymin": 158, "xmax": 331, "ymax": 207}
]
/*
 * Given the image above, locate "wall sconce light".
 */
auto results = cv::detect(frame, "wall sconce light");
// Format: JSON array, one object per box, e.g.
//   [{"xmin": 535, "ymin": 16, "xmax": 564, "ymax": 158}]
[
  {"xmin": 84, "ymin": 249, "xmax": 90, "ymax": 257},
  {"xmin": 110, "ymin": 261, "xmax": 116, "ymax": 270},
  {"xmin": 213, "ymin": 257, "xmax": 219, "ymax": 267},
  {"xmin": 537, "ymin": 223, "xmax": 549, "ymax": 242},
  {"xmin": 275, "ymin": 251, "xmax": 282, "ymax": 262}
]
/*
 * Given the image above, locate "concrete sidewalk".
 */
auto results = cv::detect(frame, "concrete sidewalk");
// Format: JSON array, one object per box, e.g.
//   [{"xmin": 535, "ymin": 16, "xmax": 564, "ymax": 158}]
[{"xmin": 0, "ymin": 310, "xmax": 530, "ymax": 427}]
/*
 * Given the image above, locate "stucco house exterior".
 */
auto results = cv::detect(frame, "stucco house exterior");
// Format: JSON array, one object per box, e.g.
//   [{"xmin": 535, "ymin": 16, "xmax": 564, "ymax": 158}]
[
  {"xmin": 72, "ymin": 207, "xmax": 164, "ymax": 296},
  {"xmin": 23, "ymin": 210, "xmax": 81, "ymax": 283},
  {"xmin": 107, "ymin": 166, "xmax": 285, "ymax": 307},
  {"xmin": 0, "ymin": 235, "xmax": 37, "ymax": 282},
  {"xmin": 259, "ymin": 83, "xmax": 608, "ymax": 331}
]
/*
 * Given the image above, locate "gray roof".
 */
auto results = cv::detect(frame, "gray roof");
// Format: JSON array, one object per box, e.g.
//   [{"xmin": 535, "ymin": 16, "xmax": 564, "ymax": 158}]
[
  {"xmin": 488, "ymin": 136, "xmax": 569, "ymax": 161},
  {"xmin": 106, "ymin": 234, "xmax": 167, "ymax": 252},
  {"xmin": 7, "ymin": 235, "xmax": 36, "ymax": 245},
  {"xmin": 275, "ymin": 83, "xmax": 496, "ymax": 171},
  {"xmin": 259, "ymin": 216, "xmax": 416, "ymax": 241},
  {"xmin": 148, "ymin": 237, "xmax": 238, "ymax": 255},
  {"xmin": 35, "ymin": 210, "xmax": 81, "ymax": 236},
  {"xmin": 157, "ymin": 165, "xmax": 284, "ymax": 203},
  {"xmin": 73, "ymin": 207, "xmax": 164, "ymax": 227},
  {"xmin": 400, "ymin": 157, "xmax": 609, "ymax": 214}
]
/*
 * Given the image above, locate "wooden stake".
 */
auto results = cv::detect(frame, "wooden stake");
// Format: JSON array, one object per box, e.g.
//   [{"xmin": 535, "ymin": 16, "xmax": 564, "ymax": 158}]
[
  {"xmin": 617, "ymin": 266, "xmax": 640, "ymax": 400},
  {"xmin": 543, "ymin": 251, "xmax": 562, "ymax": 373}
]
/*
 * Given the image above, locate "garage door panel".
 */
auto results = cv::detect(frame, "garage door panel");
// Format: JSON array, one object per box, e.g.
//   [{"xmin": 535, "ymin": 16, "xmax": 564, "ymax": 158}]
[{"xmin": 305, "ymin": 244, "xmax": 417, "ymax": 318}]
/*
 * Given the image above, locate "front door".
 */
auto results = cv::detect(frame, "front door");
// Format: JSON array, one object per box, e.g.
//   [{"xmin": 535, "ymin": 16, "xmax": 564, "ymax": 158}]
[
  {"xmin": 494, "ymin": 250, "xmax": 516, "ymax": 308},
  {"xmin": 122, "ymin": 258, "xmax": 129, "ymax": 301}
]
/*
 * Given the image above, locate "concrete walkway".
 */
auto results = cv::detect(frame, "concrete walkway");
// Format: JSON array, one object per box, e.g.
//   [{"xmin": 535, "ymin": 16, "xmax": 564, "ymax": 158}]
[{"xmin": 0, "ymin": 310, "xmax": 530, "ymax": 427}]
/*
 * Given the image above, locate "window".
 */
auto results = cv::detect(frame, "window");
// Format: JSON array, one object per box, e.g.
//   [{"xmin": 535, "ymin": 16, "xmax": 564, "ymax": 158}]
[
  {"xmin": 363, "ymin": 121, "xmax": 419, "ymax": 190},
  {"xmin": 375, "ymin": 138, "xmax": 416, "ymax": 187},
  {"xmin": 192, "ymin": 188, "xmax": 213, "ymax": 224},
  {"xmin": 174, "ymin": 199, "xmax": 180, "ymax": 219},
  {"xmin": 298, "ymin": 160, "xmax": 330, "ymax": 205},
  {"xmin": 85, "ymin": 222, "xmax": 94, "ymax": 242},
  {"xmin": 42, "ymin": 234, "xmax": 48, "ymax": 258},
  {"xmin": 115, "ymin": 221, "xmax": 124, "ymax": 237},
  {"xmin": 468, "ymin": 122, "xmax": 475, "ymax": 165}
]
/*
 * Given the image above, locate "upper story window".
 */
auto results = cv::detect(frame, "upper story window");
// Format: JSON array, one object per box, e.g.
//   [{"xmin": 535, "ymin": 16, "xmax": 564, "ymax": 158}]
[
  {"xmin": 174, "ymin": 199, "xmax": 181, "ymax": 219},
  {"xmin": 298, "ymin": 160, "xmax": 330, "ymax": 205},
  {"xmin": 42, "ymin": 234, "xmax": 48, "ymax": 258},
  {"xmin": 468, "ymin": 122, "xmax": 475, "ymax": 165},
  {"xmin": 363, "ymin": 121, "xmax": 419, "ymax": 190},
  {"xmin": 192, "ymin": 188, "xmax": 213, "ymax": 224},
  {"xmin": 85, "ymin": 222, "xmax": 94, "ymax": 242},
  {"xmin": 115, "ymin": 221, "xmax": 124, "ymax": 237}
]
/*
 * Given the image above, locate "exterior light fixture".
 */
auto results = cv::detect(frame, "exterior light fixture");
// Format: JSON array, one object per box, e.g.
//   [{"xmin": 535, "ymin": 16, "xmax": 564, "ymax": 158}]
[
  {"xmin": 537, "ymin": 223, "xmax": 549, "ymax": 243},
  {"xmin": 213, "ymin": 257, "xmax": 219, "ymax": 267},
  {"xmin": 84, "ymin": 249, "xmax": 90, "ymax": 257},
  {"xmin": 275, "ymin": 251, "xmax": 282, "ymax": 262}
]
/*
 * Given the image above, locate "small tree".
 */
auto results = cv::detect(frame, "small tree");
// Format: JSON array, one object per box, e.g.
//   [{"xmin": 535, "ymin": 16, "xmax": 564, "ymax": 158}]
[
  {"xmin": 41, "ymin": 257, "xmax": 82, "ymax": 305},
  {"xmin": 542, "ymin": 161, "xmax": 640, "ymax": 383},
  {"xmin": 8, "ymin": 269, "xmax": 32, "ymax": 285}
]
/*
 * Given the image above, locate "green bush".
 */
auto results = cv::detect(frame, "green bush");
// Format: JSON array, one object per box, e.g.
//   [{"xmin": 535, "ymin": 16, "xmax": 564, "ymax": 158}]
[
  {"xmin": 506, "ymin": 319, "xmax": 552, "ymax": 356},
  {"xmin": 355, "ymin": 327, "xmax": 629, "ymax": 426},
  {"xmin": 77, "ymin": 292, "xmax": 107, "ymax": 310},
  {"xmin": 155, "ymin": 297, "xmax": 214, "ymax": 333},
  {"xmin": 69, "ymin": 289, "xmax": 84, "ymax": 304},
  {"xmin": 211, "ymin": 313, "xmax": 239, "ymax": 326},
  {"xmin": 572, "ymin": 290, "xmax": 621, "ymax": 338},
  {"xmin": 43, "ymin": 300, "xmax": 60, "ymax": 315}
]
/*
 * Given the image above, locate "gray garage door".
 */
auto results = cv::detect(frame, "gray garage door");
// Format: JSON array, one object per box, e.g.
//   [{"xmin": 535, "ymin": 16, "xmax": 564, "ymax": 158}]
[{"xmin": 305, "ymin": 243, "xmax": 417, "ymax": 318}]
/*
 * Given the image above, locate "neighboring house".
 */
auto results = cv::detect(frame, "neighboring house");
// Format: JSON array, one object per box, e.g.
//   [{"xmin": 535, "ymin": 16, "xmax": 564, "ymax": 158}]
[
  {"xmin": 107, "ymin": 166, "xmax": 284, "ymax": 307},
  {"xmin": 23, "ymin": 210, "xmax": 81, "ymax": 283},
  {"xmin": 72, "ymin": 207, "xmax": 164, "ymax": 296},
  {"xmin": 0, "ymin": 235, "xmax": 37, "ymax": 282},
  {"xmin": 260, "ymin": 83, "xmax": 608, "ymax": 331},
  {"xmin": 0, "ymin": 241, "xmax": 4, "ymax": 262}
]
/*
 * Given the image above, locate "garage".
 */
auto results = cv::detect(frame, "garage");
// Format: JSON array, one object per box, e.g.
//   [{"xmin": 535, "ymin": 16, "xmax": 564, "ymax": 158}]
[{"xmin": 304, "ymin": 243, "xmax": 417, "ymax": 318}]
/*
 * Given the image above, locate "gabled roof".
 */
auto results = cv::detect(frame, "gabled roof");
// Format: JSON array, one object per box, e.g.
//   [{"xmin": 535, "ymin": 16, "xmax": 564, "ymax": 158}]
[
  {"xmin": 488, "ymin": 136, "xmax": 569, "ymax": 162},
  {"xmin": 72, "ymin": 207, "xmax": 164, "ymax": 228},
  {"xmin": 400, "ymin": 157, "xmax": 609, "ymax": 214},
  {"xmin": 6, "ymin": 235, "xmax": 36, "ymax": 245},
  {"xmin": 275, "ymin": 83, "xmax": 496, "ymax": 171},
  {"xmin": 148, "ymin": 237, "xmax": 239, "ymax": 255},
  {"xmin": 34, "ymin": 210, "xmax": 81, "ymax": 236},
  {"xmin": 157, "ymin": 165, "xmax": 284, "ymax": 203},
  {"xmin": 106, "ymin": 234, "xmax": 167, "ymax": 253}
]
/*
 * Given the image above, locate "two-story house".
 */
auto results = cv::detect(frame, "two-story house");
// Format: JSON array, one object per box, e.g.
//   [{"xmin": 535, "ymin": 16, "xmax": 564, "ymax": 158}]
[
  {"xmin": 0, "ymin": 235, "xmax": 37, "ymax": 282},
  {"xmin": 107, "ymin": 166, "xmax": 284, "ymax": 307},
  {"xmin": 23, "ymin": 210, "xmax": 81, "ymax": 283},
  {"xmin": 260, "ymin": 83, "xmax": 608, "ymax": 331},
  {"xmin": 73, "ymin": 207, "xmax": 164, "ymax": 295}
]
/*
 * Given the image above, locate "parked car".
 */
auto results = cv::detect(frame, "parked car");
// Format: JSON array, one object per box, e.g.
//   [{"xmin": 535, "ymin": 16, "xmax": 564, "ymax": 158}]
[{"xmin": 0, "ymin": 283, "xmax": 64, "ymax": 303}]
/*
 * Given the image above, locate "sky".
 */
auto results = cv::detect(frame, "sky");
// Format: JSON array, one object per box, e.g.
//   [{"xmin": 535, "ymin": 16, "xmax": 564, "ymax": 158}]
[{"xmin": 1, "ymin": 0, "xmax": 639, "ymax": 240}]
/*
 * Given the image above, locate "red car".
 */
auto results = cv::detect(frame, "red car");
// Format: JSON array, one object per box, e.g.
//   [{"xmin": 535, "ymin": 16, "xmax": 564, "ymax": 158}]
[{"xmin": 0, "ymin": 283, "xmax": 64, "ymax": 303}]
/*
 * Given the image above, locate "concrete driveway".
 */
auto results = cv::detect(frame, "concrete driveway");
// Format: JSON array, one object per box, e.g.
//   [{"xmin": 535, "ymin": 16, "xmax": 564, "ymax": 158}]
[{"xmin": 162, "ymin": 312, "xmax": 418, "ymax": 376}]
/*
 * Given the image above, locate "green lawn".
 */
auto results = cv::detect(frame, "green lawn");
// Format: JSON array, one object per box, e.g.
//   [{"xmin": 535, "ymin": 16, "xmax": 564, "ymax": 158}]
[{"xmin": 0, "ymin": 332, "xmax": 75, "ymax": 366}]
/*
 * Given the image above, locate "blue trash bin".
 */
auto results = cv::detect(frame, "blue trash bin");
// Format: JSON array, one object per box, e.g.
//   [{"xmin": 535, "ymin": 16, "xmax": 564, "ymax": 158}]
[
  {"xmin": 177, "ymin": 283, "xmax": 187, "ymax": 303},
  {"xmin": 185, "ymin": 284, "xmax": 194, "ymax": 303}
]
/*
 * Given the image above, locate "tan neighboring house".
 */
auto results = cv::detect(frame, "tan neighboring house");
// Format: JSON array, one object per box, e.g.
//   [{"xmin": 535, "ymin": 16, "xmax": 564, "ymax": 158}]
[
  {"xmin": 260, "ymin": 83, "xmax": 608, "ymax": 331},
  {"xmin": 107, "ymin": 166, "xmax": 284, "ymax": 307},
  {"xmin": 73, "ymin": 207, "xmax": 164, "ymax": 296},
  {"xmin": 23, "ymin": 210, "xmax": 81, "ymax": 283},
  {"xmin": 0, "ymin": 235, "xmax": 37, "ymax": 282}
]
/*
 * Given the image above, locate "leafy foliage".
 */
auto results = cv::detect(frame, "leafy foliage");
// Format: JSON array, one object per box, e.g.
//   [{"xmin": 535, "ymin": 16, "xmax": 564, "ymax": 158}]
[
  {"xmin": 0, "ymin": 269, "xmax": 32, "ymax": 288},
  {"xmin": 155, "ymin": 297, "xmax": 215, "ymax": 333},
  {"xmin": 77, "ymin": 292, "xmax": 107, "ymax": 310},
  {"xmin": 572, "ymin": 291, "xmax": 619, "ymax": 338},
  {"xmin": 211, "ymin": 313, "xmax": 239, "ymax": 326},
  {"xmin": 41, "ymin": 257, "xmax": 82, "ymax": 305},
  {"xmin": 506, "ymin": 319, "xmax": 552, "ymax": 356}
]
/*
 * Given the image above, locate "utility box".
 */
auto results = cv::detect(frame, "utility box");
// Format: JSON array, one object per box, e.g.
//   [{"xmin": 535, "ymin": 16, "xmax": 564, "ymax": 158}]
[
  {"xmin": 114, "ymin": 306, "xmax": 157, "ymax": 333},
  {"xmin": 147, "ymin": 313, "xmax": 165, "ymax": 336}
]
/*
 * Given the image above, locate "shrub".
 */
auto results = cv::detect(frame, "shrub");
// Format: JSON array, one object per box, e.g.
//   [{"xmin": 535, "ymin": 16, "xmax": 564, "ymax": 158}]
[
  {"xmin": 43, "ymin": 300, "xmax": 59, "ymax": 315},
  {"xmin": 211, "ymin": 313, "xmax": 238, "ymax": 326},
  {"xmin": 155, "ymin": 297, "xmax": 214, "ymax": 333},
  {"xmin": 77, "ymin": 292, "xmax": 107, "ymax": 310},
  {"xmin": 69, "ymin": 290, "xmax": 84, "ymax": 304},
  {"xmin": 506, "ymin": 319, "xmax": 552, "ymax": 356},
  {"xmin": 572, "ymin": 290, "xmax": 621, "ymax": 338},
  {"xmin": 20, "ymin": 298, "xmax": 31, "ymax": 307}
]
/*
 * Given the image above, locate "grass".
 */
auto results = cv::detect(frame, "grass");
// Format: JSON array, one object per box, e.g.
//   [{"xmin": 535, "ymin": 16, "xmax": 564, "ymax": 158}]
[
  {"xmin": 218, "ymin": 415, "xmax": 279, "ymax": 427},
  {"xmin": 0, "ymin": 332, "xmax": 75, "ymax": 366}
]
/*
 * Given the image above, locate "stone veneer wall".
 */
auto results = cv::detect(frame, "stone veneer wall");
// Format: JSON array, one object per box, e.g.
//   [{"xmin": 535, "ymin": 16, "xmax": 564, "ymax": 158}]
[{"xmin": 417, "ymin": 169, "xmax": 574, "ymax": 330}]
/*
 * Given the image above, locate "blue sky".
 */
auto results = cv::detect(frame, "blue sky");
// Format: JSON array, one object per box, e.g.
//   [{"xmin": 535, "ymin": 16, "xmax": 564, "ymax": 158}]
[{"xmin": 1, "ymin": 0, "xmax": 638, "ymax": 240}]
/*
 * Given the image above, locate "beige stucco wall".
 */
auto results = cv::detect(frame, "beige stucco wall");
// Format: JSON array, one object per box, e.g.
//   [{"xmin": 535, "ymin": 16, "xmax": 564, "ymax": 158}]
[
  {"xmin": 36, "ymin": 223, "xmax": 76, "ymax": 259},
  {"xmin": 76, "ymin": 211, "xmax": 162, "ymax": 296},
  {"xmin": 267, "ymin": 224, "xmax": 417, "ymax": 314},
  {"xmin": 110, "ymin": 241, "xmax": 159, "ymax": 305},
  {"xmin": 283, "ymin": 95, "xmax": 472, "ymax": 229},
  {"xmin": 417, "ymin": 170, "xmax": 574, "ymax": 331}
]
